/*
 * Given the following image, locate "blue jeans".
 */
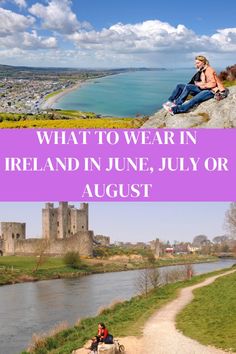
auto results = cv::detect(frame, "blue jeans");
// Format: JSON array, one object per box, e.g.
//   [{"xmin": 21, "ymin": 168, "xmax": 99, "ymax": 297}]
[
  {"xmin": 172, "ymin": 90, "xmax": 214, "ymax": 114},
  {"xmin": 168, "ymin": 84, "xmax": 185, "ymax": 103},
  {"xmin": 169, "ymin": 84, "xmax": 202, "ymax": 105}
]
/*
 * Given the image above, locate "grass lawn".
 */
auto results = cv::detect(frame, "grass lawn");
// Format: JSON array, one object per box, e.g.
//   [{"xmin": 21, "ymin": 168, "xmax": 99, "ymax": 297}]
[
  {"xmin": 176, "ymin": 270, "xmax": 236, "ymax": 352},
  {"xmin": 0, "ymin": 256, "xmax": 65, "ymax": 269},
  {"xmin": 20, "ymin": 268, "xmax": 234, "ymax": 354},
  {"xmin": 0, "ymin": 256, "xmax": 92, "ymax": 285}
]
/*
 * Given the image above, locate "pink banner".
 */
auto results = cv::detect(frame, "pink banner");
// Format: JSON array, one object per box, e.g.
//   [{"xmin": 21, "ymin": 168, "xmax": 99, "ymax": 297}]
[{"xmin": 0, "ymin": 129, "xmax": 235, "ymax": 201}]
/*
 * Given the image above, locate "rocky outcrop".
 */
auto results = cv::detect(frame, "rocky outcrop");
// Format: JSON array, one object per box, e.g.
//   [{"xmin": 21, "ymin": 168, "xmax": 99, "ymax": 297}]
[{"xmin": 142, "ymin": 86, "xmax": 236, "ymax": 128}]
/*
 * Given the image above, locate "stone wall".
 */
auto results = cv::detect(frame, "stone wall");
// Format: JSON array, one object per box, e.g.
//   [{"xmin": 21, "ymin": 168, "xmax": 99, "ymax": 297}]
[
  {"xmin": 14, "ymin": 231, "xmax": 94, "ymax": 257},
  {"xmin": 94, "ymin": 235, "xmax": 110, "ymax": 246}
]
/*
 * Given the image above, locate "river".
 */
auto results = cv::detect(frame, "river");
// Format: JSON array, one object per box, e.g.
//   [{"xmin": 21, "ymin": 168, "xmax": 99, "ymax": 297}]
[{"xmin": 0, "ymin": 259, "xmax": 235, "ymax": 354}]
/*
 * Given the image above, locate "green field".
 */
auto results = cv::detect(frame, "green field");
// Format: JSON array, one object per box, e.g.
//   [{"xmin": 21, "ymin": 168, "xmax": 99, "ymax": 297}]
[
  {"xmin": 176, "ymin": 270, "xmax": 236, "ymax": 352},
  {"xmin": 20, "ymin": 268, "xmax": 233, "ymax": 354}
]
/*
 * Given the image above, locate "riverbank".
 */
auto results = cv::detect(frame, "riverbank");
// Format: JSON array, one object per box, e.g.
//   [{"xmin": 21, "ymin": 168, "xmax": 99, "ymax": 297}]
[
  {"xmin": 0, "ymin": 255, "xmax": 218, "ymax": 286},
  {"xmin": 21, "ymin": 266, "xmax": 235, "ymax": 354}
]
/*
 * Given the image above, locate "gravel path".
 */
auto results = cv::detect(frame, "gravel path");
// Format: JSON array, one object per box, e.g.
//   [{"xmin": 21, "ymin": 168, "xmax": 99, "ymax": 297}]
[
  {"xmin": 135, "ymin": 269, "xmax": 236, "ymax": 354},
  {"xmin": 75, "ymin": 270, "xmax": 235, "ymax": 354}
]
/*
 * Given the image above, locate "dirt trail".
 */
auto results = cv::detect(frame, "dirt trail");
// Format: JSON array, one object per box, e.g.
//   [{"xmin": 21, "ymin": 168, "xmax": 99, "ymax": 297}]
[{"xmin": 75, "ymin": 269, "xmax": 236, "ymax": 354}]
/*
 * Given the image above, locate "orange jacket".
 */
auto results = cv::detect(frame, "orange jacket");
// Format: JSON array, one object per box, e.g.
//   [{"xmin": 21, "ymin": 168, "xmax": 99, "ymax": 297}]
[{"xmin": 199, "ymin": 65, "xmax": 225, "ymax": 93}]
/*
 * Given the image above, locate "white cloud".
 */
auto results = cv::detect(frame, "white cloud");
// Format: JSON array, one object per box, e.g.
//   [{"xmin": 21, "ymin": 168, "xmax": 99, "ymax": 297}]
[
  {"xmin": 0, "ymin": 12, "xmax": 236, "ymax": 67},
  {"xmin": 211, "ymin": 28, "xmax": 236, "ymax": 52},
  {"xmin": 14, "ymin": 0, "xmax": 27, "ymax": 8},
  {"xmin": 0, "ymin": 7, "xmax": 34, "ymax": 37},
  {"xmin": 70, "ymin": 20, "xmax": 236, "ymax": 55},
  {"xmin": 0, "ymin": 31, "xmax": 57, "ymax": 50},
  {"xmin": 22, "ymin": 30, "xmax": 57, "ymax": 49},
  {"xmin": 0, "ymin": 7, "xmax": 57, "ymax": 50},
  {"xmin": 29, "ymin": 0, "xmax": 90, "ymax": 34}
]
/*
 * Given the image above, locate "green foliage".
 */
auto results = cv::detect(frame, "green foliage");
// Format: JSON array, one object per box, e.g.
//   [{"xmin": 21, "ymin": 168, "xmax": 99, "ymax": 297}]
[
  {"xmin": 93, "ymin": 245, "xmax": 154, "ymax": 258},
  {"xmin": 63, "ymin": 252, "xmax": 81, "ymax": 269},
  {"xmin": 176, "ymin": 271, "xmax": 236, "ymax": 352},
  {"xmin": 224, "ymin": 80, "xmax": 236, "ymax": 87}
]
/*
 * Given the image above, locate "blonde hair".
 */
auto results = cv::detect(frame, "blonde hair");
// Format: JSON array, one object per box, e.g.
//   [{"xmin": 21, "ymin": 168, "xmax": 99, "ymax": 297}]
[{"xmin": 195, "ymin": 55, "xmax": 209, "ymax": 65}]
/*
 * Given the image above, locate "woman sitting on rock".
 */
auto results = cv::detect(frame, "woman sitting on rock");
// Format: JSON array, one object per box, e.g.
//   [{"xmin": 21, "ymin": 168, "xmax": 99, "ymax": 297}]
[
  {"xmin": 89, "ymin": 322, "xmax": 110, "ymax": 352},
  {"xmin": 162, "ymin": 55, "xmax": 227, "ymax": 115}
]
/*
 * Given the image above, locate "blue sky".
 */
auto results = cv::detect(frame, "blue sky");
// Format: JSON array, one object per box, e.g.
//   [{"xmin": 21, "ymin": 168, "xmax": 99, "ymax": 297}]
[
  {"xmin": 0, "ymin": 0, "xmax": 236, "ymax": 67},
  {"xmin": 0, "ymin": 202, "xmax": 230, "ymax": 243}
]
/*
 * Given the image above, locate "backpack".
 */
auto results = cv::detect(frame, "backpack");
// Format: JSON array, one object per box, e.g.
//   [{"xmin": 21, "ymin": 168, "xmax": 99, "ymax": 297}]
[
  {"xmin": 104, "ymin": 334, "xmax": 113, "ymax": 344},
  {"xmin": 214, "ymin": 88, "xmax": 229, "ymax": 101}
]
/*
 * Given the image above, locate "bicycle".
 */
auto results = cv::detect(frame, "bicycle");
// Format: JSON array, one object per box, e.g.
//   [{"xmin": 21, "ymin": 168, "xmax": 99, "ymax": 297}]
[{"xmin": 113, "ymin": 339, "xmax": 125, "ymax": 353}]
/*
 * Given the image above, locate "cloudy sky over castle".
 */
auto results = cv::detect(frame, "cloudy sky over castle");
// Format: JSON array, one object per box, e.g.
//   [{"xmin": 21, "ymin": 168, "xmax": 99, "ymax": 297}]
[{"xmin": 0, "ymin": 0, "xmax": 236, "ymax": 67}]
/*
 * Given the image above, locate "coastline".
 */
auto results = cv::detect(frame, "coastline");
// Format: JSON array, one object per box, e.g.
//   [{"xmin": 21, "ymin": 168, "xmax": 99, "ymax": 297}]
[
  {"xmin": 39, "ymin": 72, "xmax": 118, "ymax": 111},
  {"xmin": 40, "ymin": 80, "xmax": 84, "ymax": 110}
]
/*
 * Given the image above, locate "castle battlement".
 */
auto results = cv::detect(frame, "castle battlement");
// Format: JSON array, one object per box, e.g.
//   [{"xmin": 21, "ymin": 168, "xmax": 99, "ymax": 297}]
[
  {"xmin": 42, "ymin": 202, "xmax": 89, "ymax": 240},
  {"xmin": 0, "ymin": 203, "xmax": 93, "ymax": 257}
]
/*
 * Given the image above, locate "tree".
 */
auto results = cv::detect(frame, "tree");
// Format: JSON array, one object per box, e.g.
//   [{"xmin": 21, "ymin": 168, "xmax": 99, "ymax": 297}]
[
  {"xmin": 33, "ymin": 239, "xmax": 50, "ymax": 272},
  {"xmin": 136, "ymin": 269, "xmax": 150, "ymax": 296},
  {"xmin": 192, "ymin": 235, "xmax": 208, "ymax": 247},
  {"xmin": 135, "ymin": 268, "xmax": 161, "ymax": 296},
  {"xmin": 225, "ymin": 202, "xmax": 236, "ymax": 238}
]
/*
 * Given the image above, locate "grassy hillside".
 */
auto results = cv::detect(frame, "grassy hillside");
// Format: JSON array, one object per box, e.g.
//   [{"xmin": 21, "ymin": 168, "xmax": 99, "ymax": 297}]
[
  {"xmin": 0, "ymin": 110, "xmax": 147, "ymax": 128},
  {"xmin": 20, "ymin": 268, "xmax": 233, "ymax": 354},
  {"xmin": 176, "ymin": 269, "xmax": 236, "ymax": 352}
]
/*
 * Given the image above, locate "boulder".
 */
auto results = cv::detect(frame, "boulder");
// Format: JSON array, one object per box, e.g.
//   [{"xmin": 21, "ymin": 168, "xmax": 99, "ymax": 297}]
[
  {"xmin": 98, "ymin": 343, "xmax": 116, "ymax": 354},
  {"xmin": 142, "ymin": 86, "xmax": 236, "ymax": 128}
]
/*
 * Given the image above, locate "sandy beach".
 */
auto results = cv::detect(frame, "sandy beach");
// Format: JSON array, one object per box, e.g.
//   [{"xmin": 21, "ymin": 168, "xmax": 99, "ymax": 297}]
[{"xmin": 40, "ymin": 81, "xmax": 83, "ymax": 110}]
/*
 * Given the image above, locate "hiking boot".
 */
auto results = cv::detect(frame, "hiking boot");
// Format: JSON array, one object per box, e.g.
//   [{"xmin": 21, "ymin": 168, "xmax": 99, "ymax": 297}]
[
  {"xmin": 163, "ymin": 101, "xmax": 176, "ymax": 108},
  {"xmin": 163, "ymin": 104, "xmax": 175, "ymax": 115}
]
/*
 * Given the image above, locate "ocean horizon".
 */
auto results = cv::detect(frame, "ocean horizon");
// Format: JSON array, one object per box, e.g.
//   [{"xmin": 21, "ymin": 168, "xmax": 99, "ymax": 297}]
[{"xmin": 53, "ymin": 69, "xmax": 210, "ymax": 117}]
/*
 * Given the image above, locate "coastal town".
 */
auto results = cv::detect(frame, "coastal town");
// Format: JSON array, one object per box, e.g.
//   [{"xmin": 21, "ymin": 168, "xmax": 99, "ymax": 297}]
[
  {"xmin": 0, "ymin": 64, "xmax": 100, "ymax": 114},
  {"xmin": 0, "ymin": 65, "xmax": 161, "ymax": 114},
  {"xmin": 0, "ymin": 77, "xmax": 74, "ymax": 114}
]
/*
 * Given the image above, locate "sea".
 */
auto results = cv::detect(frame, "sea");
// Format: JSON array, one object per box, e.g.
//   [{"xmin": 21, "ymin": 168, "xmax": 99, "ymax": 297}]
[{"xmin": 53, "ymin": 69, "xmax": 195, "ymax": 117}]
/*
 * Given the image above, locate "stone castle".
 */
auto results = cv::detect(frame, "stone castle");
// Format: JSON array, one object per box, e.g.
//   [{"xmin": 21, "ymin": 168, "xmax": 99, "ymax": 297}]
[{"xmin": 0, "ymin": 202, "xmax": 97, "ymax": 257}]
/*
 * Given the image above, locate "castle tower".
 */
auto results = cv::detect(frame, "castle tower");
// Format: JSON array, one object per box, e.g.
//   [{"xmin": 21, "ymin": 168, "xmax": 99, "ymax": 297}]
[
  {"xmin": 42, "ymin": 203, "xmax": 58, "ymax": 240},
  {"xmin": 58, "ymin": 202, "xmax": 69, "ymax": 239},
  {"xmin": 0, "ymin": 222, "xmax": 26, "ymax": 255},
  {"xmin": 42, "ymin": 202, "xmax": 89, "ymax": 240},
  {"xmin": 150, "ymin": 238, "xmax": 160, "ymax": 258}
]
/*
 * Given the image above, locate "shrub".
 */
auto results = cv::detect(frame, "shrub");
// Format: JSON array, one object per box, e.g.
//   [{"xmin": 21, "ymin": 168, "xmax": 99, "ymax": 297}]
[{"xmin": 63, "ymin": 252, "xmax": 81, "ymax": 269}]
